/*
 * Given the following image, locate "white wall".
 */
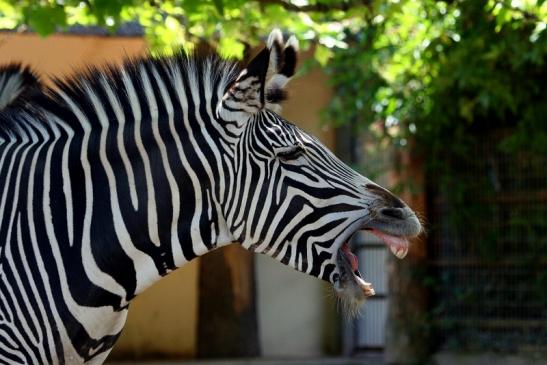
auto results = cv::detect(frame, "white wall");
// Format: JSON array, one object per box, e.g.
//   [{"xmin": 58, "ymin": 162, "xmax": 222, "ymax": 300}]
[{"xmin": 256, "ymin": 254, "xmax": 329, "ymax": 357}]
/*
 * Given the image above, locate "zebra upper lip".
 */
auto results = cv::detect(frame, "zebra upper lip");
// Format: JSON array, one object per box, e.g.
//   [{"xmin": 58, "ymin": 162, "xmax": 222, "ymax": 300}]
[
  {"xmin": 359, "ymin": 207, "xmax": 422, "ymax": 259},
  {"xmin": 361, "ymin": 225, "xmax": 410, "ymax": 259}
]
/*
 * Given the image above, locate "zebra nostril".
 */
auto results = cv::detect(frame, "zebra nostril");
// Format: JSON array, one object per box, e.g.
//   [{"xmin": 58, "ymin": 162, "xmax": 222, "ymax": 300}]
[{"xmin": 379, "ymin": 207, "xmax": 406, "ymax": 220}]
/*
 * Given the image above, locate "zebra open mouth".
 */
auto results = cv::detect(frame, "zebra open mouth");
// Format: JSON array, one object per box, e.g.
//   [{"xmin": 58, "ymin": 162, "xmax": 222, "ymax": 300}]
[
  {"xmin": 367, "ymin": 228, "xmax": 410, "ymax": 259},
  {"xmin": 335, "ymin": 228, "xmax": 411, "ymax": 300},
  {"xmin": 337, "ymin": 241, "xmax": 376, "ymax": 297}
]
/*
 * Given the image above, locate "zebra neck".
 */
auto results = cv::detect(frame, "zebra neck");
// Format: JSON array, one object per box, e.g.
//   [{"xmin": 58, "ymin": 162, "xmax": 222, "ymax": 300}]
[
  {"xmin": 29, "ymin": 58, "xmax": 239, "ymax": 302},
  {"xmin": 0, "ymin": 53, "xmax": 243, "ymax": 362},
  {"xmin": 1, "ymin": 53, "xmax": 242, "ymax": 302}
]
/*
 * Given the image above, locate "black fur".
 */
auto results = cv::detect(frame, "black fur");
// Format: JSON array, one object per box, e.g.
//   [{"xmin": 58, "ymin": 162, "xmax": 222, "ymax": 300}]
[
  {"xmin": 280, "ymin": 45, "xmax": 297, "ymax": 78},
  {"xmin": 266, "ymin": 87, "xmax": 288, "ymax": 104}
]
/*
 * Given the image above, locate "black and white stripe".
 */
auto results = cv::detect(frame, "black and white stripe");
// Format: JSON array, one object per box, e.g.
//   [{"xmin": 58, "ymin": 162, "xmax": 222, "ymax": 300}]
[{"xmin": 0, "ymin": 30, "xmax": 420, "ymax": 364}]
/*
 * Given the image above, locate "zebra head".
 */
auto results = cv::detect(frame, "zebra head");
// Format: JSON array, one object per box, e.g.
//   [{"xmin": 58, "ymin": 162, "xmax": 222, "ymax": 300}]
[
  {"xmin": 218, "ymin": 30, "xmax": 422, "ymax": 312},
  {"xmin": 0, "ymin": 63, "xmax": 41, "ymax": 110}
]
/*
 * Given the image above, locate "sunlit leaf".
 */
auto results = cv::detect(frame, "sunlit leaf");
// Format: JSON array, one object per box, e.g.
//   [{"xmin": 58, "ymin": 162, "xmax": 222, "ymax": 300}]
[
  {"xmin": 23, "ymin": 4, "xmax": 67, "ymax": 35},
  {"xmin": 314, "ymin": 45, "xmax": 334, "ymax": 66},
  {"xmin": 219, "ymin": 36, "xmax": 245, "ymax": 58}
]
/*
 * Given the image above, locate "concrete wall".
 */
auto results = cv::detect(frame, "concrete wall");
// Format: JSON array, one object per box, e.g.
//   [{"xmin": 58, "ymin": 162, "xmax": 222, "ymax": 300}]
[{"xmin": 0, "ymin": 33, "xmax": 336, "ymax": 358}]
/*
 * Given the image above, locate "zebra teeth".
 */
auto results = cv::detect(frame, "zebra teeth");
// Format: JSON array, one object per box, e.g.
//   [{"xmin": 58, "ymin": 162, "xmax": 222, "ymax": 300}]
[
  {"xmin": 355, "ymin": 276, "xmax": 375, "ymax": 297},
  {"xmin": 367, "ymin": 228, "xmax": 410, "ymax": 260},
  {"xmin": 336, "ymin": 242, "xmax": 375, "ymax": 298}
]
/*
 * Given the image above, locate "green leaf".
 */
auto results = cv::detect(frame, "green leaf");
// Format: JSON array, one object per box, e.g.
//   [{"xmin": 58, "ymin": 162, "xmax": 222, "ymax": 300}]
[
  {"xmin": 23, "ymin": 5, "xmax": 66, "ymax": 35},
  {"xmin": 314, "ymin": 45, "xmax": 334, "ymax": 66},
  {"xmin": 219, "ymin": 36, "xmax": 245, "ymax": 59},
  {"xmin": 212, "ymin": 0, "xmax": 225, "ymax": 17}
]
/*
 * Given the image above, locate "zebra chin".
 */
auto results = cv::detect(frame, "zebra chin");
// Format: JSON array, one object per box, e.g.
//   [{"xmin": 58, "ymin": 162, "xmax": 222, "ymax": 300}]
[{"xmin": 331, "ymin": 243, "xmax": 374, "ymax": 319}]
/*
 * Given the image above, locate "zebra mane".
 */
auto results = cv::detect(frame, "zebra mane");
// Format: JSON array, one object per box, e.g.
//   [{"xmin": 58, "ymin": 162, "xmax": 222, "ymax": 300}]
[
  {"xmin": 0, "ymin": 49, "xmax": 242, "ymax": 140},
  {"xmin": 0, "ymin": 63, "xmax": 41, "ymax": 110}
]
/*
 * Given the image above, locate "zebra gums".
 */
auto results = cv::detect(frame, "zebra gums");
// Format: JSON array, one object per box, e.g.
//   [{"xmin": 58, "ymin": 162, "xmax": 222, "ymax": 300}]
[{"xmin": 0, "ymin": 30, "xmax": 422, "ymax": 364}]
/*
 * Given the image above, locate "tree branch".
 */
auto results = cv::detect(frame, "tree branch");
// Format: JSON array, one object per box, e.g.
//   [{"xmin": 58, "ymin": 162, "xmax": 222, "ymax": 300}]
[{"xmin": 256, "ymin": 0, "xmax": 372, "ymax": 13}]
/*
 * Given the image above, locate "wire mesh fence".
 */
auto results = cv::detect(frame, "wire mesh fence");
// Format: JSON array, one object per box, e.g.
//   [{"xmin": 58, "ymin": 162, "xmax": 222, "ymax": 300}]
[{"xmin": 429, "ymin": 134, "xmax": 547, "ymax": 352}]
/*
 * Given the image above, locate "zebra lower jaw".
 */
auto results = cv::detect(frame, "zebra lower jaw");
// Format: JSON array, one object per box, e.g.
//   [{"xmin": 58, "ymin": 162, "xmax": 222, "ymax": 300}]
[
  {"xmin": 332, "ymin": 242, "xmax": 373, "ymax": 317},
  {"xmin": 332, "ymin": 228, "xmax": 413, "ymax": 316},
  {"xmin": 334, "ymin": 242, "xmax": 375, "ymax": 296}
]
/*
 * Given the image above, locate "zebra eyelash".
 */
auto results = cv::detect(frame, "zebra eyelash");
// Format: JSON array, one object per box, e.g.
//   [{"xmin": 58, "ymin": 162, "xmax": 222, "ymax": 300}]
[{"xmin": 275, "ymin": 143, "xmax": 305, "ymax": 161}]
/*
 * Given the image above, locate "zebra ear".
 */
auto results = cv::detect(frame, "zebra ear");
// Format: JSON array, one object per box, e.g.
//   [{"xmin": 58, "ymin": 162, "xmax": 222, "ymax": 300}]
[
  {"xmin": 265, "ymin": 30, "xmax": 299, "ymax": 113},
  {"xmin": 220, "ymin": 47, "xmax": 271, "ymax": 117},
  {"xmin": 219, "ymin": 30, "xmax": 299, "ymax": 120},
  {"xmin": 0, "ymin": 63, "xmax": 41, "ymax": 110}
]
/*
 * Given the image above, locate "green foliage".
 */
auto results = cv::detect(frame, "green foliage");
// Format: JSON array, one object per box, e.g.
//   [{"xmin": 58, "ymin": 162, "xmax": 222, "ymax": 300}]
[
  {"xmin": 325, "ymin": 0, "xmax": 547, "ymax": 240},
  {"xmin": 322, "ymin": 0, "xmax": 547, "ymax": 352},
  {"xmin": 0, "ymin": 0, "xmax": 372, "ymax": 58},
  {"xmin": 325, "ymin": 0, "xmax": 547, "ymax": 154}
]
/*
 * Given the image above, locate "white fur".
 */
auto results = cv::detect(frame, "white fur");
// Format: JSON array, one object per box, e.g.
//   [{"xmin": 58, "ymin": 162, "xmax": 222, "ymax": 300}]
[
  {"xmin": 267, "ymin": 28, "xmax": 283, "ymax": 49},
  {"xmin": 0, "ymin": 73, "xmax": 23, "ymax": 109}
]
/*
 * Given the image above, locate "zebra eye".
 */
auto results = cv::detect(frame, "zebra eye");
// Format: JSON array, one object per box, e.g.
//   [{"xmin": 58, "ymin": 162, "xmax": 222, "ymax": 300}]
[{"xmin": 276, "ymin": 144, "xmax": 305, "ymax": 161}]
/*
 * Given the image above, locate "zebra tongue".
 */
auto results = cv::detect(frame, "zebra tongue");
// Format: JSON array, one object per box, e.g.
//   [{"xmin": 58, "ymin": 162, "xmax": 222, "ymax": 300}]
[
  {"xmin": 369, "ymin": 229, "xmax": 409, "ymax": 259},
  {"xmin": 341, "ymin": 243, "xmax": 375, "ymax": 297},
  {"xmin": 341, "ymin": 242, "xmax": 358, "ymax": 272}
]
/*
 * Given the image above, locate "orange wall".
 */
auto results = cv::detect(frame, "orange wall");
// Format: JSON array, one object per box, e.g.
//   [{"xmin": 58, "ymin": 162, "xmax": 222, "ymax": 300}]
[
  {"xmin": 0, "ymin": 32, "xmax": 334, "ymax": 359},
  {"xmin": 0, "ymin": 33, "xmax": 147, "ymax": 84}
]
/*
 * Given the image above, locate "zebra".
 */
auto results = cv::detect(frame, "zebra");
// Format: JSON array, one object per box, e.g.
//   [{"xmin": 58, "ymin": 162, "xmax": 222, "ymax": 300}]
[
  {"xmin": 0, "ymin": 63, "xmax": 41, "ymax": 110},
  {"xmin": 0, "ymin": 29, "xmax": 421, "ymax": 364}
]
